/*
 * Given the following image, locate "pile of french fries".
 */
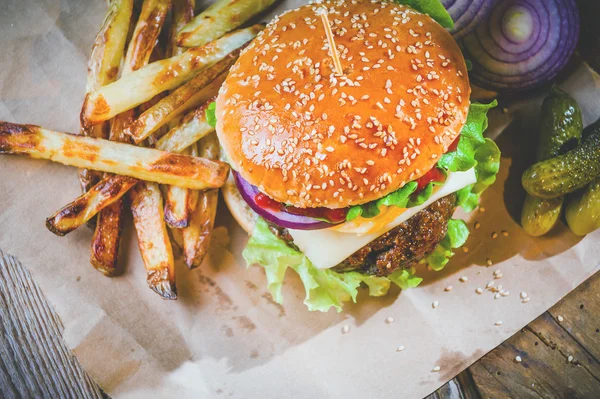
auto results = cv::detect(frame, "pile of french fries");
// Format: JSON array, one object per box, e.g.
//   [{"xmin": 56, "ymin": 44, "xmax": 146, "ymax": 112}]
[{"xmin": 0, "ymin": 0, "xmax": 275, "ymax": 299}]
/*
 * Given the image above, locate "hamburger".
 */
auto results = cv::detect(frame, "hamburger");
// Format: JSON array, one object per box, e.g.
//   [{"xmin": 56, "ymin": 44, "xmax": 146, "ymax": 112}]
[{"xmin": 214, "ymin": 0, "xmax": 500, "ymax": 311}]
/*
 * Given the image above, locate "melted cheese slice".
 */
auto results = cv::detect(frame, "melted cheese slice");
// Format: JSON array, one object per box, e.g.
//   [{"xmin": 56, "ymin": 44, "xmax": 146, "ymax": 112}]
[{"xmin": 288, "ymin": 168, "xmax": 477, "ymax": 269}]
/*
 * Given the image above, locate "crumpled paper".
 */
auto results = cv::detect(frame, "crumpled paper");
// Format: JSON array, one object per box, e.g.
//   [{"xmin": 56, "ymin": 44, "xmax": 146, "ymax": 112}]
[{"xmin": 1, "ymin": 0, "xmax": 599, "ymax": 398}]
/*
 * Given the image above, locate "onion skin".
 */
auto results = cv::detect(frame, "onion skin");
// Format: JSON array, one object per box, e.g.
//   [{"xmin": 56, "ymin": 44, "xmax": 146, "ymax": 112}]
[
  {"xmin": 441, "ymin": 0, "xmax": 500, "ymax": 39},
  {"xmin": 233, "ymin": 172, "xmax": 335, "ymax": 231},
  {"xmin": 461, "ymin": 0, "xmax": 580, "ymax": 92}
]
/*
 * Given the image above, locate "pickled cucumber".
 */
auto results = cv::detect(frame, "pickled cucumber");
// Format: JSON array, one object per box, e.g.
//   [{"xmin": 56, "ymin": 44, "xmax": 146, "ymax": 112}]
[
  {"xmin": 566, "ymin": 177, "xmax": 600, "ymax": 236},
  {"xmin": 521, "ymin": 195, "xmax": 564, "ymax": 237},
  {"xmin": 522, "ymin": 132, "xmax": 600, "ymax": 198},
  {"xmin": 521, "ymin": 87, "xmax": 583, "ymax": 236},
  {"xmin": 537, "ymin": 86, "xmax": 583, "ymax": 160}
]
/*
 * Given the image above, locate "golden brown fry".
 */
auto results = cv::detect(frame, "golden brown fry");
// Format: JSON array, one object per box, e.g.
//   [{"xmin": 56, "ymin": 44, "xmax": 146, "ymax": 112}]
[
  {"xmin": 127, "ymin": 57, "xmax": 234, "ymax": 143},
  {"xmin": 177, "ymin": 0, "xmax": 276, "ymax": 48},
  {"xmin": 183, "ymin": 133, "xmax": 220, "ymax": 268},
  {"xmin": 79, "ymin": 0, "xmax": 134, "ymax": 191},
  {"xmin": 162, "ymin": 0, "xmax": 198, "ymax": 229},
  {"xmin": 90, "ymin": 198, "xmax": 125, "ymax": 276},
  {"xmin": 87, "ymin": 0, "xmax": 135, "ymax": 93},
  {"xmin": 183, "ymin": 189, "xmax": 218, "ymax": 268},
  {"xmin": 130, "ymin": 182, "xmax": 177, "ymax": 299},
  {"xmin": 0, "ymin": 122, "xmax": 229, "ymax": 191},
  {"xmin": 92, "ymin": 0, "xmax": 171, "ymax": 275},
  {"xmin": 164, "ymin": 145, "xmax": 200, "ymax": 228},
  {"xmin": 123, "ymin": 0, "xmax": 172, "ymax": 72},
  {"xmin": 42, "ymin": 106, "xmax": 222, "ymax": 236},
  {"xmin": 81, "ymin": 25, "xmax": 262, "ymax": 127},
  {"xmin": 46, "ymin": 174, "xmax": 138, "ymax": 236},
  {"xmin": 155, "ymin": 100, "xmax": 215, "ymax": 153},
  {"xmin": 170, "ymin": 0, "xmax": 196, "ymax": 56}
]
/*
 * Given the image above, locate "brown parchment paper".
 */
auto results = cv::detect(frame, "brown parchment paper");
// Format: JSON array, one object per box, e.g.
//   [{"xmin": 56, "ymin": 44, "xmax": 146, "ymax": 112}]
[{"xmin": 1, "ymin": 1, "xmax": 599, "ymax": 398}]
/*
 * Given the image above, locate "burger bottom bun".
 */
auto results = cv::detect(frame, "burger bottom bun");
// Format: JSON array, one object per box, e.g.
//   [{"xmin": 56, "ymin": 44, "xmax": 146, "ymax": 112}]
[{"xmin": 222, "ymin": 173, "xmax": 258, "ymax": 235}]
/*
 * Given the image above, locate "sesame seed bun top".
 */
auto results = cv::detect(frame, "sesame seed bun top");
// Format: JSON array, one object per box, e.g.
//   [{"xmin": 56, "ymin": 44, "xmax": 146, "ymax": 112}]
[{"xmin": 216, "ymin": 0, "xmax": 470, "ymax": 209}]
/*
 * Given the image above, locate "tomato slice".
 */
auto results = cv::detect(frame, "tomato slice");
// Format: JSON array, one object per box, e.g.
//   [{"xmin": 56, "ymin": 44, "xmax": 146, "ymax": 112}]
[
  {"xmin": 254, "ymin": 193, "xmax": 348, "ymax": 223},
  {"xmin": 448, "ymin": 135, "xmax": 461, "ymax": 152},
  {"xmin": 415, "ymin": 167, "xmax": 446, "ymax": 192}
]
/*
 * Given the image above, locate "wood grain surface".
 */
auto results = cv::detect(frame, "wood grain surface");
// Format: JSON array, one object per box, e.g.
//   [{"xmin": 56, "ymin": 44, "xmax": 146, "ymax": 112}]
[
  {"xmin": 0, "ymin": 249, "xmax": 105, "ymax": 399},
  {"xmin": 1, "ymin": 246, "xmax": 599, "ymax": 398}
]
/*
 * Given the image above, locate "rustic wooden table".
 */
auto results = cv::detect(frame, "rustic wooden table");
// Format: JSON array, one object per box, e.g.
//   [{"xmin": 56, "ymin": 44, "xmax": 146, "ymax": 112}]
[
  {"xmin": 1, "ymin": 248, "xmax": 598, "ymax": 399},
  {"xmin": 2, "ymin": 1, "xmax": 599, "ymax": 398}
]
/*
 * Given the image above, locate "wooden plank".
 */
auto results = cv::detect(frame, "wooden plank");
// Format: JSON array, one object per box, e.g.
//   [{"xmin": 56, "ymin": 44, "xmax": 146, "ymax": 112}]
[
  {"xmin": 547, "ymin": 272, "xmax": 600, "ymax": 363},
  {"xmin": 0, "ymin": 249, "xmax": 104, "ymax": 399},
  {"xmin": 468, "ymin": 273, "xmax": 600, "ymax": 398}
]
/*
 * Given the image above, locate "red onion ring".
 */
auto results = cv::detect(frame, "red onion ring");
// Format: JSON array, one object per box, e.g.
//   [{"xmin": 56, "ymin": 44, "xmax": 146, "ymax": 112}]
[
  {"xmin": 441, "ymin": 0, "xmax": 500, "ymax": 39},
  {"xmin": 461, "ymin": 0, "xmax": 580, "ymax": 91},
  {"xmin": 233, "ymin": 172, "xmax": 335, "ymax": 230}
]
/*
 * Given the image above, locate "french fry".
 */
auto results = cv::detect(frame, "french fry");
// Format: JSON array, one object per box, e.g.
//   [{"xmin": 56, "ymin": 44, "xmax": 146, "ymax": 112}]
[
  {"xmin": 183, "ymin": 133, "xmax": 220, "ymax": 268},
  {"xmin": 92, "ymin": 0, "xmax": 171, "ymax": 275},
  {"xmin": 81, "ymin": 25, "xmax": 262, "ymax": 127},
  {"xmin": 184, "ymin": 189, "xmax": 219, "ymax": 268},
  {"xmin": 79, "ymin": 0, "xmax": 134, "ymax": 191},
  {"xmin": 170, "ymin": 0, "xmax": 196, "ymax": 56},
  {"xmin": 42, "ymin": 105, "xmax": 222, "ymax": 236},
  {"xmin": 90, "ymin": 197, "xmax": 125, "ymax": 276},
  {"xmin": 177, "ymin": 0, "xmax": 277, "ymax": 48},
  {"xmin": 162, "ymin": 0, "xmax": 198, "ymax": 229},
  {"xmin": 155, "ymin": 100, "xmax": 215, "ymax": 153},
  {"xmin": 46, "ymin": 174, "xmax": 138, "ymax": 236},
  {"xmin": 123, "ymin": 0, "xmax": 172, "ymax": 71},
  {"xmin": 164, "ymin": 145, "xmax": 200, "ymax": 228},
  {"xmin": 127, "ymin": 58, "xmax": 233, "ymax": 143},
  {"xmin": 0, "ymin": 122, "xmax": 229, "ymax": 190},
  {"xmin": 130, "ymin": 182, "xmax": 177, "ymax": 299}
]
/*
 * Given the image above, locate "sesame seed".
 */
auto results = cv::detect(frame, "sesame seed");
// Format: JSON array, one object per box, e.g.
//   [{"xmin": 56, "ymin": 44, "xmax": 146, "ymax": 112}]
[
  {"xmin": 494, "ymin": 293, "xmax": 501, "ymax": 299},
  {"xmin": 495, "ymin": 321, "xmax": 503, "ymax": 326},
  {"xmin": 385, "ymin": 316, "xmax": 395, "ymax": 324},
  {"xmin": 397, "ymin": 345, "xmax": 405, "ymax": 352},
  {"xmin": 515, "ymin": 356, "xmax": 522, "ymax": 363},
  {"xmin": 459, "ymin": 276, "xmax": 468, "ymax": 283},
  {"xmin": 557, "ymin": 315, "xmax": 564, "ymax": 322},
  {"xmin": 502, "ymin": 230, "xmax": 509, "ymax": 236},
  {"xmin": 474, "ymin": 222, "xmax": 481, "ymax": 229},
  {"xmin": 492, "ymin": 232, "xmax": 498, "ymax": 239},
  {"xmin": 479, "ymin": 207, "xmax": 486, "ymax": 213},
  {"xmin": 444, "ymin": 285, "xmax": 453, "ymax": 292},
  {"xmin": 522, "ymin": 297, "xmax": 531, "ymax": 303},
  {"xmin": 432, "ymin": 366, "xmax": 441, "ymax": 372},
  {"xmin": 432, "ymin": 300, "xmax": 439, "ymax": 309},
  {"xmin": 341, "ymin": 325, "xmax": 350, "ymax": 334},
  {"xmin": 486, "ymin": 258, "xmax": 493, "ymax": 266},
  {"xmin": 520, "ymin": 292, "xmax": 528, "ymax": 299},
  {"xmin": 476, "ymin": 288, "xmax": 483, "ymax": 294},
  {"xmin": 486, "ymin": 281, "xmax": 495, "ymax": 289},
  {"xmin": 568, "ymin": 355, "xmax": 573, "ymax": 363}
]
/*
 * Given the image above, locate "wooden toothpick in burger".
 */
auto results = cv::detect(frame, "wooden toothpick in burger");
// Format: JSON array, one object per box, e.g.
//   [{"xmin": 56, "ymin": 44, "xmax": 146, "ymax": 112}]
[{"xmin": 317, "ymin": 7, "xmax": 344, "ymax": 76}]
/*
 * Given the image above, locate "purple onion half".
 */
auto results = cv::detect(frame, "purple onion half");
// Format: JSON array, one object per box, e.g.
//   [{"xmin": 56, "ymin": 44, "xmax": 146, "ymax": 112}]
[
  {"xmin": 233, "ymin": 172, "xmax": 335, "ymax": 231},
  {"xmin": 461, "ymin": 0, "xmax": 580, "ymax": 92},
  {"xmin": 441, "ymin": 0, "xmax": 500, "ymax": 39}
]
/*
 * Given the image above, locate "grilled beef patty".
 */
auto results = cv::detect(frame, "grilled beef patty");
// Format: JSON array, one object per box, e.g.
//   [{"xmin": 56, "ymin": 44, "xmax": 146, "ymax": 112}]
[{"xmin": 268, "ymin": 194, "xmax": 456, "ymax": 277}]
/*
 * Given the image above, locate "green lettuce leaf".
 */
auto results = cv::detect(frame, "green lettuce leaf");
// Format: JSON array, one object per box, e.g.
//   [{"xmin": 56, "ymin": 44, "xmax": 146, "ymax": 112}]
[
  {"xmin": 346, "ymin": 101, "xmax": 498, "ymax": 221},
  {"xmin": 243, "ymin": 219, "xmax": 423, "ymax": 312},
  {"xmin": 205, "ymin": 101, "xmax": 217, "ymax": 128},
  {"xmin": 455, "ymin": 185, "xmax": 480, "ymax": 212},
  {"xmin": 473, "ymin": 138, "xmax": 501, "ymax": 194},
  {"xmin": 347, "ymin": 182, "xmax": 418, "ymax": 221},
  {"xmin": 424, "ymin": 219, "xmax": 470, "ymax": 271},
  {"xmin": 388, "ymin": 268, "xmax": 423, "ymax": 290},
  {"xmin": 398, "ymin": 0, "xmax": 454, "ymax": 29}
]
